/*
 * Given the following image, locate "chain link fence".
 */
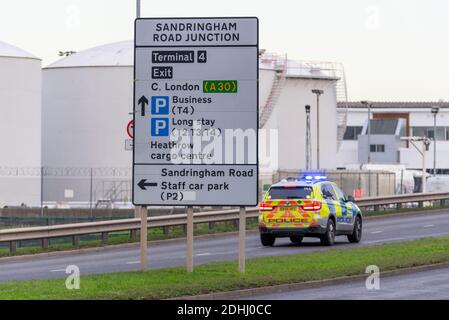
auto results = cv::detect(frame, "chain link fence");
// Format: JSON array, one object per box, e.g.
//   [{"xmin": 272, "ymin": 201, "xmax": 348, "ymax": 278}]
[
  {"xmin": 259, "ymin": 170, "xmax": 397, "ymax": 199},
  {"xmin": 2, "ymin": 166, "xmax": 397, "ymax": 228},
  {"xmin": 0, "ymin": 166, "xmax": 132, "ymax": 210},
  {"xmin": 2, "ymin": 167, "xmax": 398, "ymax": 208}
]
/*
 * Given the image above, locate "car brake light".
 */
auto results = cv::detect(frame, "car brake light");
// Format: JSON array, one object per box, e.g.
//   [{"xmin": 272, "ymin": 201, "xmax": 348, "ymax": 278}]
[
  {"xmin": 259, "ymin": 202, "xmax": 273, "ymax": 211},
  {"xmin": 302, "ymin": 201, "xmax": 321, "ymax": 211}
]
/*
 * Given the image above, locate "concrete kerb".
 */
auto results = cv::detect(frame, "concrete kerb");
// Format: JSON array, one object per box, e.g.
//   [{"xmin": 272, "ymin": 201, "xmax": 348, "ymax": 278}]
[{"xmin": 174, "ymin": 261, "xmax": 449, "ymax": 300}]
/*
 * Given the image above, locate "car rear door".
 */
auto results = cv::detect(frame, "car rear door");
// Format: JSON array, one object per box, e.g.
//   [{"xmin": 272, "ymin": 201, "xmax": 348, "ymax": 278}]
[
  {"xmin": 320, "ymin": 183, "xmax": 343, "ymax": 231},
  {"xmin": 332, "ymin": 184, "xmax": 354, "ymax": 232}
]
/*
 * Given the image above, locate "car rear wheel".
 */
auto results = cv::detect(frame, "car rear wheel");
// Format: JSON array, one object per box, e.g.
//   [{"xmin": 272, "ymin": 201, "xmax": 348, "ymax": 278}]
[
  {"xmin": 290, "ymin": 236, "xmax": 303, "ymax": 244},
  {"xmin": 348, "ymin": 216, "xmax": 362, "ymax": 243},
  {"xmin": 260, "ymin": 234, "xmax": 275, "ymax": 246},
  {"xmin": 320, "ymin": 219, "xmax": 335, "ymax": 246}
]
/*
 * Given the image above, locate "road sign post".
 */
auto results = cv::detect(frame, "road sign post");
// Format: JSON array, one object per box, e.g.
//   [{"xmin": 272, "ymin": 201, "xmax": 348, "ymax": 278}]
[
  {"xmin": 239, "ymin": 206, "xmax": 246, "ymax": 273},
  {"xmin": 140, "ymin": 206, "xmax": 148, "ymax": 271},
  {"xmin": 186, "ymin": 206, "xmax": 194, "ymax": 272},
  {"xmin": 133, "ymin": 17, "xmax": 258, "ymax": 273}
]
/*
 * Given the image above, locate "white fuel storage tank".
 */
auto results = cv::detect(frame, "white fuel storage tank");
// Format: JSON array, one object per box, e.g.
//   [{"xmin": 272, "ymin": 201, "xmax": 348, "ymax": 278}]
[
  {"xmin": 0, "ymin": 41, "xmax": 41, "ymax": 207},
  {"xmin": 42, "ymin": 41, "xmax": 134, "ymax": 205}
]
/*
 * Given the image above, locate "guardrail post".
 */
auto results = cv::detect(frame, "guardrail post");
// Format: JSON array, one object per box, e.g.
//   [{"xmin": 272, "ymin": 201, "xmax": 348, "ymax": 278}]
[
  {"xmin": 163, "ymin": 226, "xmax": 169, "ymax": 238},
  {"xmin": 140, "ymin": 206, "xmax": 148, "ymax": 272},
  {"xmin": 418, "ymin": 201, "xmax": 423, "ymax": 208},
  {"xmin": 186, "ymin": 206, "xmax": 194, "ymax": 273},
  {"xmin": 101, "ymin": 232, "xmax": 108, "ymax": 244},
  {"xmin": 42, "ymin": 238, "xmax": 49, "ymax": 249},
  {"xmin": 440, "ymin": 199, "xmax": 445, "ymax": 207},
  {"xmin": 239, "ymin": 206, "xmax": 246, "ymax": 273},
  {"xmin": 396, "ymin": 203, "xmax": 402, "ymax": 210},
  {"xmin": 130, "ymin": 229, "xmax": 137, "ymax": 241},
  {"xmin": 9, "ymin": 241, "xmax": 17, "ymax": 254},
  {"xmin": 72, "ymin": 235, "xmax": 80, "ymax": 246},
  {"xmin": 208, "ymin": 221, "xmax": 215, "ymax": 231},
  {"xmin": 134, "ymin": 206, "xmax": 140, "ymax": 218}
]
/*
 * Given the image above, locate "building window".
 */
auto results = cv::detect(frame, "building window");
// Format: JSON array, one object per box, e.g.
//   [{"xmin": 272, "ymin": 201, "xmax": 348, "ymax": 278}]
[
  {"xmin": 343, "ymin": 126, "xmax": 363, "ymax": 140},
  {"xmin": 411, "ymin": 127, "xmax": 449, "ymax": 140},
  {"xmin": 370, "ymin": 144, "xmax": 385, "ymax": 152}
]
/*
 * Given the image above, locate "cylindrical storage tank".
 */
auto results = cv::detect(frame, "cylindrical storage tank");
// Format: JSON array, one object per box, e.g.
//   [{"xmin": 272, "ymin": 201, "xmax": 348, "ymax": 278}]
[
  {"xmin": 42, "ymin": 41, "xmax": 134, "ymax": 206},
  {"xmin": 0, "ymin": 41, "xmax": 41, "ymax": 207}
]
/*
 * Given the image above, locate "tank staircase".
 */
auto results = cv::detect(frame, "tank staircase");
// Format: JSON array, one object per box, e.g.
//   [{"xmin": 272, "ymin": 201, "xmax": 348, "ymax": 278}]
[
  {"xmin": 335, "ymin": 64, "xmax": 349, "ymax": 150},
  {"xmin": 259, "ymin": 53, "xmax": 288, "ymax": 128},
  {"xmin": 96, "ymin": 181, "xmax": 130, "ymax": 208}
]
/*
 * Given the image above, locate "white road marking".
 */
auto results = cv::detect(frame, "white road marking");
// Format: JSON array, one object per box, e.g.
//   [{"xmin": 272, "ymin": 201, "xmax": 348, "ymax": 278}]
[
  {"xmin": 125, "ymin": 261, "xmax": 140, "ymax": 265},
  {"xmin": 196, "ymin": 253, "xmax": 211, "ymax": 257},
  {"xmin": 371, "ymin": 230, "xmax": 383, "ymax": 234},
  {"xmin": 365, "ymin": 237, "xmax": 406, "ymax": 244},
  {"xmin": 423, "ymin": 224, "xmax": 435, "ymax": 228},
  {"xmin": 50, "ymin": 269, "xmax": 66, "ymax": 273}
]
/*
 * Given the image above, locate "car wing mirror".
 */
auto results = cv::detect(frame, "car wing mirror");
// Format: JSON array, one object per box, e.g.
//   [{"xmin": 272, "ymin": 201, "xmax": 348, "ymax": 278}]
[{"xmin": 346, "ymin": 195, "xmax": 355, "ymax": 202}]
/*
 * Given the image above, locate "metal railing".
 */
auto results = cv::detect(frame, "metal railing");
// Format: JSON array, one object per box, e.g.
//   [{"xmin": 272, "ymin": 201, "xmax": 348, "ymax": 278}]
[{"xmin": 1, "ymin": 192, "xmax": 449, "ymax": 254}]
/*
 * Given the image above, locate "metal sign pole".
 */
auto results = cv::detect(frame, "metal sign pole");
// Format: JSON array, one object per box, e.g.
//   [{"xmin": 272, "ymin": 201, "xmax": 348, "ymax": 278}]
[
  {"xmin": 186, "ymin": 206, "xmax": 194, "ymax": 272},
  {"xmin": 422, "ymin": 141, "xmax": 427, "ymax": 193},
  {"xmin": 316, "ymin": 94, "xmax": 320, "ymax": 169},
  {"xmin": 140, "ymin": 206, "xmax": 148, "ymax": 271},
  {"xmin": 136, "ymin": 0, "xmax": 141, "ymax": 18},
  {"xmin": 40, "ymin": 166, "xmax": 44, "ymax": 217},
  {"xmin": 239, "ymin": 206, "xmax": 246, "ymax": 273}
]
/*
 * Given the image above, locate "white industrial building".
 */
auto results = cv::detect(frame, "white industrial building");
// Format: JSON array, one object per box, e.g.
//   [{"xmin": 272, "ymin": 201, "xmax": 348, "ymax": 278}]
[
  {"xmin": 259, "ymin": 54, "xmax": 347, "ymax": 173},
  {"xmin": 0, "ymin": 41, "xmax": 41, "ymax": 207},
  {"xmin": 337, "ymin": 101, "xmax": 449, "ymax": 173}
]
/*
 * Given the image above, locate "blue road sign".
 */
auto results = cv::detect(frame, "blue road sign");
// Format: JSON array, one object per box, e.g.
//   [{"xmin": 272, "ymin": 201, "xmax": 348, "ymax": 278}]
[
  {"xmin": 151, "ymin": 96, "xmax": 170, "ymax": 115},
  {"xmin": 151, "ymin": 118, "xmax": 169, "ymax": 136}
]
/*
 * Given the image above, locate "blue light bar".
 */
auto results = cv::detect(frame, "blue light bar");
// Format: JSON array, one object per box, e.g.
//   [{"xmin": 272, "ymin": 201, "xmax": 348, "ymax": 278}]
[{"xmin": 300, "ymin": 171, "xmax": 328, "ymax": 182}]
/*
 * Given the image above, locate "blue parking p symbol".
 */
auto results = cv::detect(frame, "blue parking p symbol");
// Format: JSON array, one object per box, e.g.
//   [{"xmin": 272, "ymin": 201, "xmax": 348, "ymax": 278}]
[
  {"xmin": 151, "ymin": 118, "xmax": 169, "ymax": 136},
  {"xmin": 151, "ymin": 96, "xmax": 169, "ymax": 115}
]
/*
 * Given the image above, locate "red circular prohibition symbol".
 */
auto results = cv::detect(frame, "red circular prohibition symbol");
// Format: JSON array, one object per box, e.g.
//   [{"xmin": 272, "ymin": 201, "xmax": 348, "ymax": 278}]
[{"xmin": 126, "ymin": 120, "xmax": 134, "ymax": 139}]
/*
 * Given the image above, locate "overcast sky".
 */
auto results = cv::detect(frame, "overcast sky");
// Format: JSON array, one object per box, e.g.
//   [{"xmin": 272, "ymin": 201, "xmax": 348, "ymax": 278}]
[{"xmin": 1, "ymin": 0, "xmax": 448, "ymax": 102}]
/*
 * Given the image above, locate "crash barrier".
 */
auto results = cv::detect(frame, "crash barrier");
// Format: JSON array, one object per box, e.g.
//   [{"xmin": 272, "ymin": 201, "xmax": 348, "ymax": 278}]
[{"xmin": 1, "ymin": 192, "xmax": 448, "ymax": 253}]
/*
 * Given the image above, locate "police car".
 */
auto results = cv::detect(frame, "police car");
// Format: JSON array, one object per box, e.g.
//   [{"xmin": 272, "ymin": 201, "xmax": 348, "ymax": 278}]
[{"xmin": 258, "ymin": 174, "xmax": 363, "ymax": 246}]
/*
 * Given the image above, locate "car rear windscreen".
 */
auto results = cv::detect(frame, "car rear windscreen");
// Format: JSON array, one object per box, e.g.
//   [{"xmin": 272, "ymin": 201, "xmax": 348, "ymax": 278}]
[{"xmin": 268, "ymin": 186, "xmax": 313, "ymax": 199}]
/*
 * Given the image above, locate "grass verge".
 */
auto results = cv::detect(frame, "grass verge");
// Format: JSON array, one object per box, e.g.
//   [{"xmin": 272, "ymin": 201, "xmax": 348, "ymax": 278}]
[{"xmin": 1, "ymin": 236, "xmax": 449, "ymax": 300}]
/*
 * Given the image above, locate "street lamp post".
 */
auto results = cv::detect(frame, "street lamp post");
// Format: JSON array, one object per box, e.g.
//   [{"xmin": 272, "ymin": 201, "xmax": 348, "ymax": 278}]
[
  {"xmin": 361, "ymin": 101, "xmax": 372, "ymax": 164},
  {"xmin": 402, "ymin": 136, "xmax": 431, "ymax": 193},
  {"xmin": 311, "ymin": 89, "xmax": 324, "ymax": 169},
  {"xmin": 431, "ymin": 106, "xmax": 440, "ymax": 176},
  {"xmin": 305, "ymin": 105, "xmax": 312, "ymax": 170},
  {"xmin": 136, "ymin": 0, "xmax": 141, "ymax": 18}
]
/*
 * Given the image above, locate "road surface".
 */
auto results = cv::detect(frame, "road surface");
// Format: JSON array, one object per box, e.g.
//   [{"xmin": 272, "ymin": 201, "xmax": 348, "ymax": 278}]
[
  {"xmin": 241, "ymin": 266, "xmax": 449, "ymax": 300},
  {"xmin": 0, "ymin": 211, "xmax": 448, "ymax": 282}
]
